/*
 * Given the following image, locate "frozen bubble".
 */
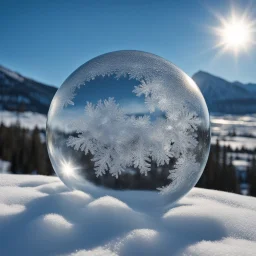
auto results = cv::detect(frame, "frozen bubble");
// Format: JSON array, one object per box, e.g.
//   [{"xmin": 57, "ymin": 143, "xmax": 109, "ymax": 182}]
[{"xmin": 46, "ymin": 50, "xmax": 210, "ymax": 204}]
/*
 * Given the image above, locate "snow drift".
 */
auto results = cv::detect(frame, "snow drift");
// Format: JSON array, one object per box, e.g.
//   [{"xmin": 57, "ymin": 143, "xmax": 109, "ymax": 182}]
[{"xmin": 0, "ymin": 174, "xmax": 255, "ymax": 255}]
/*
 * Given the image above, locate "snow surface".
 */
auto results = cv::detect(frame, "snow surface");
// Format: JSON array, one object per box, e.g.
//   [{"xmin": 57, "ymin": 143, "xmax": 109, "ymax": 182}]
[{"xmin": 0, "ymin": 174, "xmax": 256, "ymax": 256}]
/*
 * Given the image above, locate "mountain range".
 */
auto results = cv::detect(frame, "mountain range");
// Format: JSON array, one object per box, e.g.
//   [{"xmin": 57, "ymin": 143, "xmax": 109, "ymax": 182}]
[
  {"xmin": 0, "ymin": 65, "xmax": 57, "ymax": 114},
  {"xmin": 0, "ymin": 65, "xmax": 255, "ymax": 115},
  {"xmin": 192, "ymin": 71, "xmax": 256, "ymax": 114}
]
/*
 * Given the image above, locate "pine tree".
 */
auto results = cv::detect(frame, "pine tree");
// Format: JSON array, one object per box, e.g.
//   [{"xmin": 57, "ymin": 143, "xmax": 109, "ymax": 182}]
[
  {"xmin": 227, "ymin": 155, "xmax": 239, "ymax": 193},
  {"xmin": 219, "ymin": 145, "xmax": 228, "ymax": 191},
  {"xmin": 214, "ymin": 139, "xmax": 221, "ymax": 190},
  {"xmin": 249, "ymin": 154, "xmax": 256, "ymax": 196}
]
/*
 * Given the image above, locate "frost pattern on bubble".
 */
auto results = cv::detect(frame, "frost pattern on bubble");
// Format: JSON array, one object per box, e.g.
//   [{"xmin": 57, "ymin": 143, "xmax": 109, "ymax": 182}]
[
  {"xmin": 66, "ymin": 78, "xmax": 200, "ymax": 194},
  {"xmin": 47, "ymin": 50, "xmax": 210, "ymax": 201},
  {"xmin": 54, "ymin": 51, "xmax": 199, "ymax": 111}
]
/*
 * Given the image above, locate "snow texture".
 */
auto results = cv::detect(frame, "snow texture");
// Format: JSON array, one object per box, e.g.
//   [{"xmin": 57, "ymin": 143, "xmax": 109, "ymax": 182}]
[{"xmin": 0, "ymin": 174, "xmax": 256, "ymax": 256}]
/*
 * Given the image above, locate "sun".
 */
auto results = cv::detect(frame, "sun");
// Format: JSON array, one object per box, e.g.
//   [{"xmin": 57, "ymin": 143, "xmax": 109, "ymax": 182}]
[
  {"xmin": 213, "ymin": 10, "xmax": 255, "ymax": 55},
  {"xmin": 221, "ymin": 19, "xmax": 250, "ymax": 48}
]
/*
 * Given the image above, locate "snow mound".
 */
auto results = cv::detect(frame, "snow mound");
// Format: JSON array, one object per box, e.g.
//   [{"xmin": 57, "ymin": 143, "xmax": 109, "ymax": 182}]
[{"xmin": 0, "ymin": 174, "xmax": 256, "ymax": 256}]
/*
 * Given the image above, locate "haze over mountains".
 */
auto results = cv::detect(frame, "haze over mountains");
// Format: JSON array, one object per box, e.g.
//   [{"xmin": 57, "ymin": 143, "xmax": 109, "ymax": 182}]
[{"xmin": 0, "ymin": 65, "xmax": 256, "ymax": 115}]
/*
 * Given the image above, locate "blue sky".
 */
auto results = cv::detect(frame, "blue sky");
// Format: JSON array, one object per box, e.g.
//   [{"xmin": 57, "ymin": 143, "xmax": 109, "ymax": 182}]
[{"xmin": 1, "ymin": 0, "xmax": 256, "ymax": 87}]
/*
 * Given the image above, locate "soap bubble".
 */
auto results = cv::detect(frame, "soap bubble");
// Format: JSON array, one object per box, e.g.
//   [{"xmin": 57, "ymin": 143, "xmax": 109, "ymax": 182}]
[{"xmin": 46, "ymin": 50, "xmax": 210, "ymax": 203}]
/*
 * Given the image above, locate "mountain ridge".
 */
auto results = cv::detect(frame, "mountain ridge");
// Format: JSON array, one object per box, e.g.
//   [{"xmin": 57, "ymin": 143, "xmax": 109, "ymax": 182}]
[
  {"xmin": 193, "ymin": 70, "xmax": 256, "ymax": 91},
  {"xmin": 0, "ymin": 65, "xmax": 57, "ymax": 114},
  {"xmin": 0, "ymin": 65, "xmax": 57, "ymax": 88},
  {"xmin": 192, "ymin": 70, "xmax": 256, "ymax": 114},
  {"xmin": 1, "ymin": 64, "xmax": 256, "ymax": 115}
]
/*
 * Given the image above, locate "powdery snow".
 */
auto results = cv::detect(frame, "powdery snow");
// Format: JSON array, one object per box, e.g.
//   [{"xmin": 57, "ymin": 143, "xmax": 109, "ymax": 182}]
[{"xmin": 0, "ymin": 174, "xmax": 256, "ymax": 256}]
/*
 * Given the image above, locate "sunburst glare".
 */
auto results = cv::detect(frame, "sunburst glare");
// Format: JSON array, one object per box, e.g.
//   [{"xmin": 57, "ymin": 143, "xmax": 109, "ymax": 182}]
[
  {"xmin": 60, "ymin": 159, "xmax": 80, "ymax": 178},
  {"xmin": 213, "ymin": 8, "xmax": 256, "ymax": 56}
]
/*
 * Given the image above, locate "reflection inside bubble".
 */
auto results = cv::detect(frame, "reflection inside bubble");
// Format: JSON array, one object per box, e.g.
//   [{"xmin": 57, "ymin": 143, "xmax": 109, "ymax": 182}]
[{"xmin": 47, "ymin": 51, "xmax": 210, "ymax": 204}]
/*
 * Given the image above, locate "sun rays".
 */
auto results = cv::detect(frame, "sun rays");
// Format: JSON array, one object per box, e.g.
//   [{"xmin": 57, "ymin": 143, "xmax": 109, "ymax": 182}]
[{"xmin": 211, "ymin": 6, "xmax": 256, "ymax": 57}]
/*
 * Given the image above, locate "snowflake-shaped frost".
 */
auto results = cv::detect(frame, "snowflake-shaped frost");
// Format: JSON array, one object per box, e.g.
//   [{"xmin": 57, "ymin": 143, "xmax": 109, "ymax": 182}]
[{"xmin": 66, "ymin": 75, "xmax": 200, "ymax": 193}]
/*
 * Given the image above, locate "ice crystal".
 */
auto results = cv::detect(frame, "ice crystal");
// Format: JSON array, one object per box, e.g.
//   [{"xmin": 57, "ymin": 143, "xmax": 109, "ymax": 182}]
[{"xmin": 67, "ymin": 86, "xmax": 200, "ymax": 192}]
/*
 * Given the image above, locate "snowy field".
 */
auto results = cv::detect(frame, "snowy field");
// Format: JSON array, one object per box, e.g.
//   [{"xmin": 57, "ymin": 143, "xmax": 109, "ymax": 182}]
[
  {"xmin": 1, "ymin": 111, "xmax": 256, "ymax": 134},
  {"xmin": 211, "ymin": 113, "xmax": 256, "ymax": 137},
  {"xmin": 0, "ymin": 174, "xmax": 256, "ymax": 256},
  {"xmin": 211, "ymin": 135, "xmax": 256, "ymax": 150},
  {"xmin": 211, "ymin": 113, "xmax": 256, "ymax": 149},
  {"xmin": 1, "ymin": 110, "xmax": 256, "ymax": 142},
  {"xmin": 0, "ymin": 111, "xmax": 46, "ymax": 130},
  {"xmin": 2, "ymin": 111, "xmax": 256, "ymax": 150}
]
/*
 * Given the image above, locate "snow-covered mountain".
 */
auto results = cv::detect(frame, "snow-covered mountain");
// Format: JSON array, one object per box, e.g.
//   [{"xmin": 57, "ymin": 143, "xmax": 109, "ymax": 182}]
[
  {"xmin": 192, "ymin": 71, "xmax": 256, "ymax": 114},
  {"xmin": 1, "ymin": 64, "xmax": 256, "ymax": 115},
  {"xmin": 0, "ymin": 65, "xmax": 57, "ymax": 114}
]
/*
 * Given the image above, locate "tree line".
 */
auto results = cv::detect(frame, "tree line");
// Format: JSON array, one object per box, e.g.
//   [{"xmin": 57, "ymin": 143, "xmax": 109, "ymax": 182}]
[
  {"xmin": 1, "ymin": 122, "xmax": 256, "ymax": 196},
  {"xmin": 0, "ymin": 123, "xmax": 53, "ymax": 175},
  {"xmin": 197, "ymin": 139, "xmax": 256, "ymax": 195}
]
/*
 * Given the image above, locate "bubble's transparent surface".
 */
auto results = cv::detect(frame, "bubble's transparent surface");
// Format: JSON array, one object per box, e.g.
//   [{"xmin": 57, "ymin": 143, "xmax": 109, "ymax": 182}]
[{"xmin": 47, "ymin": 50, "xmax": 210, "ymax": 203}]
